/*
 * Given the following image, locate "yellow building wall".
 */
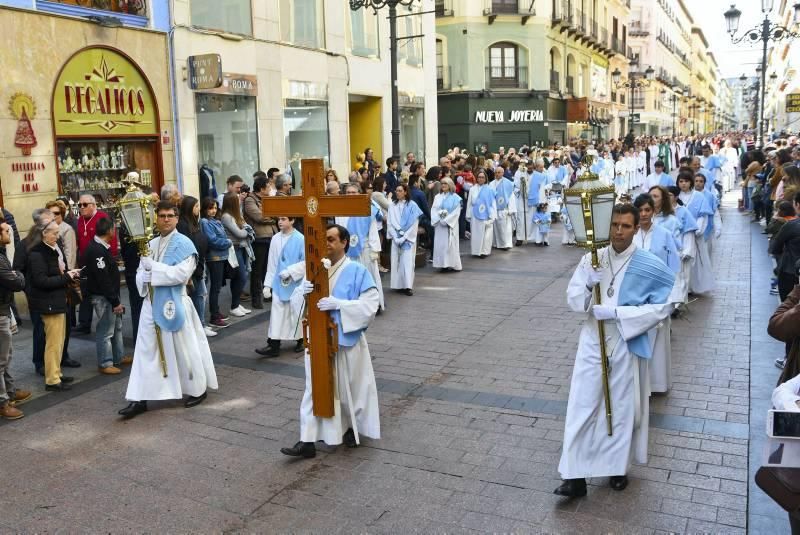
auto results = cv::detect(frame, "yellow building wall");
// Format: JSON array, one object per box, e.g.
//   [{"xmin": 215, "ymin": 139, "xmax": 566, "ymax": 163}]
[
  {"xmin": 0, "ymin": 8, "xmax": 173, "ymax": 232},
  {"xmin": 348, "ymin": 98, "xmax": 382, "ymax": 173}
]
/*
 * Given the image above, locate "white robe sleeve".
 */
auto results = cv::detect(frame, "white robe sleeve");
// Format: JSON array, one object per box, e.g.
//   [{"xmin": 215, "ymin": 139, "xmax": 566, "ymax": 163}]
[
  {"xmin": 149, "ymin": 256, "xmax": 196, "ymax": 287},
  {"xmin": 566, "ymin": 255, "xmax": 594, "ymax": 313},
  {"xmin": 682, "ymin": 232, "xmax": 697, "ymax": 260},
  {"xmin": 368, "ymin": 219, "xmax": 381, "ymax": 253},
  {"xmin": 403, "ymin": 219, "xmax": 420, "ymax": 246},
  {"xmin": 489, "ymin": 199, "xmax": 498, "ymax": 223},
  {"xmin": 286, "ymin": 260, "xmax": 306, "ymax": 282},
  {"xmin": 263, "ymin": 236, "xmax": 282, "ymax": 289},
  {"xmin": 431, "ymin": 194, "xmax": 443, "ymax": 226},
  {"xmin": 615, "ymin": 302, "xmax": 673, "ymax": 341},
  {"xmin": 338, "ymin": 287, "xmax": 379, "ymax": 334},
  {"xmin": 695, "ymin": 215, "xmax": 708, "ymax": 236},
  {"xmin": 773, "ymin": 375, "xmax": 800, "ymax": 411},
  {"xmin": 444, "ymin": 205, "xmax": 460, "ymax": 229},
  {"xmin": 465, "ymin": 189, "xmax": 474, "ymax": 222},
  {"xmin": 713, "ymin": 211, "xmax": 722, "ymax": 237}
]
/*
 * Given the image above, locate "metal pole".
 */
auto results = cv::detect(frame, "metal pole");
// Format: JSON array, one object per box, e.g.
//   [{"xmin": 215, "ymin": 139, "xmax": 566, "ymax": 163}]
[
  {"xmin": 672, "ymin": 95, "xmax": 677, "ymax": 137},
  {"xmin": 759, "ymin": 15, "xmax": 769, "ymax": 148},
  {"xmin": 389, "ymin": 3, "xmax": 401, "ymax": 161}
]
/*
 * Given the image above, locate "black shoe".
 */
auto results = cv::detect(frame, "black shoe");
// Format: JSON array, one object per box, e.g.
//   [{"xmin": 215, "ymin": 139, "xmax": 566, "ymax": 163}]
[
  {"xmin": 35, "ymin": 367, "xmax": 44, "ymax": 377},
  {"xmin": 45, "ymin": 382, "xmax": 72, "ymax": 392},
  {"xmin": 118, "ymin": 401, "xmax": 147, "ymax": 419},
  {"xmin": 251, "ymin": 300, "xmax": 264, "ymax": 310},
  {"xmin": 255, "ymin": 345, "xmax": 280, "ymax": 358},
  {"xmin": 60, "ymin": 376, "xmax": 75, "ymax": 384},
  {"xmin": 61, "ymin": 358, "xmax": 81, "ymax": 368},
  {"xmin": 515, "ymin": 240, "xmax": 523, "ymax": 246},
  {"xmin": 403, "ymin": 289, "xmax": 413, "ymax": 296},
  {"xmin": 294, "ymin": 340, "xmax": 305, "ymax": 353},
  {"xmin": 280, "ymin": 441, "xmax": 316, "ymax": 458},
  {"xmin": 185, "ymin": 392, "xmax": 207, "ymax": 408},
  {"xmin": 72, "ymin": 325, "xmax": 90, "ymax": 335},
  {"xmin": 554, "ymin": 478, "xmax": 587, "ymax": 497},
  {"xmin": 376, "ymin": 308, "xmax": 383, "ymax": 316},
  {"xmin": 343, "ymin": 428, "xmax": 358, "ymax": 448},
  {"xmin": 609, "ymin": 475, "xmax": 629, "ymax": 491}
]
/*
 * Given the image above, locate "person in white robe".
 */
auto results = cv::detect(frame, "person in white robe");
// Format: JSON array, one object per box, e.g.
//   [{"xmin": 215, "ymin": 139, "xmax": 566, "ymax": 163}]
[
  {"xmin": 256, "ymin": 217, "xmax": 306, "ymax": 357},
  {"xmin": 431, "ymin": 178, "xmax": 462, "ymax": 271},
  {"xmin": 281, "ymin": 224, "xmax": 380, "ymax": 459},
  {"xmin": 513, "ymin": 160, "xmax": 536, "ymax": 245},
  {"xmin": 387, "ymin": 183, "xmax": 422, "ymax": 295},
  {"xmin": 720, "ymin": 140, "xmax": 739, "ymax": 192},
  {"xmin": 677, "ymin": 172, "xmax": 715, "ymax": 296},
  {"xmin": 635, "ymin": 148, "xmax": 647, "ymax": 190},
  {"xmin": 663, "ymin": 184, "xmax": 698, "ymax": 308},
  {"xmin": 648, "ymin": 142, "xmax": 660, "ymax": 175},
  {"xmin": 465, "ymin": 169, "xmax": 496, "ymax": 257},
  {"xmin": 614, "ymin": 155, "xmax": 628, "ymax": 197},
  {"xmin": 555, "ymin": 204, "xmax": 674, "ymax": 497},
  {"xmin": 642, "ymin": 161, "xmax": 674, "ymax": 191},
  {"xmin": 490, "ymin": 167, "xmax": 516, "ymax": 250},
  {"xmin": 624, "ymin": 150, "xmax": 636, "ymax": 193},
  {"xmin": 119, "ymin": 202, "xmax": 218, "ymax": 419},
  {"xmin": 336, "ymin": 183, "xmax": 386, "ymax": 311}
]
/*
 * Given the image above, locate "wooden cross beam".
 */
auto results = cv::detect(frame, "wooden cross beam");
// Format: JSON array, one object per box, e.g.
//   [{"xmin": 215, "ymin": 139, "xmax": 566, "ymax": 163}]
[{"xmin": 262, "ymin": 159, "xmax": 371, "ymax": 417}]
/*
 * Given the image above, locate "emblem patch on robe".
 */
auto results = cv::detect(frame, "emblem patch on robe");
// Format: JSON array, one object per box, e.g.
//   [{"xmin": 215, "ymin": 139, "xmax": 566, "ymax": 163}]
[
  {"xmin": 479, "ymin": 204, "xmax": 487, "ymax": 214},
  {"xmin": 497, "ymin": 197, "xmax": 505, "ymax": 206},
  {"xmin": 350, "ymin": 235, "xmax": 359, "ymax": 247},
  {"xmin": 163, "ymin": 300, "xmax": 177, "ymax": 320},
  {"xmin": 95, "ymin": 257, "xmax": 106, "ymax": 269}
]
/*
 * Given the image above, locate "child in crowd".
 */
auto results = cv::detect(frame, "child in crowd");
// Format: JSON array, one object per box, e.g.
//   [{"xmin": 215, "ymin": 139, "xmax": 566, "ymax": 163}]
[
  {"xmin": 560, "ymin": 204, "xmax": 575, "ymax": 245},
  {"xmin": 533, "ymin": 203, "xmax": 551, "ymax": 246}
]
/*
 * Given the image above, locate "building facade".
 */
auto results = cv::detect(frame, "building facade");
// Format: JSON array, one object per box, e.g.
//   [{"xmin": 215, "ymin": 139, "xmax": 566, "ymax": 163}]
[
  {"xmin": 172, "ymin": 0, "xmax": 438, "ymax": 198},
  {"xmin": 0, "ymin": 0, "xmax": 173, "ymax": 227},
  {"xmin": 435, "ymin": 0, "xmax": 632, "ymax": 153},
  {"xmin": 765, "ymin": 1, "xmax": 800, "ymax": 137},
  {"xmin": 726, "ymin": 76, "xmax": 758, "ymax": 131}
]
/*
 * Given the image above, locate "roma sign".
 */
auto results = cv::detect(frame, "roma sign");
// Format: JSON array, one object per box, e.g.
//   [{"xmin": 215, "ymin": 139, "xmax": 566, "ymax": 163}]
[{"xmin": 53, "ymin": 47, "xmax": 158, "ymax": 136}]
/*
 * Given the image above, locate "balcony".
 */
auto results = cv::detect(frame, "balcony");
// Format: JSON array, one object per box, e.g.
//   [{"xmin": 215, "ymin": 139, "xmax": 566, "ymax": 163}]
[
  {"xmin": 550, "ymin": 70, "xmax": 560, "ymax": 92},
  {"xmin": 437, "ymin": 65, "xmax": 451, "ymax": 91},
  {"xmin": 611, "ymin": 36, "xmax": 626, "ymax": 56},
  {"xmin": 599, "ymin": 27, "xmax": 610, "ymax": 52},
  {"xmin": 484, "ymin": 0, "xmax": 534, "ymax": 24},
  {"xmin": 567, "ymin": 75, "xmax": 575, "ymax": 95},
  {"xmin": 486, "ymin": 66, "xmax": 528, "ymax": 90},
  {"xmin": 38, "ymin": 0, "xmax": 149, "ymax": 27},
  {"xmin": 435, "ymin": 0, "xmax": 453, "ymax": 17},
  {"xmin": 632, "ymin": 96, "xmax": 646, "ymax": 110},
  {"xmin": 629, "ymin": 19, "xmax": 648, "ymax": 36}
]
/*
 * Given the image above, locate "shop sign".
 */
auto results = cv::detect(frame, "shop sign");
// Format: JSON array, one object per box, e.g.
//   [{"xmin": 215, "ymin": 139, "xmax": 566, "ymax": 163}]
[
  {"xmin": 203, "ymin": 73, "xmax": 258, "ymax": 97},
  {"xmin": 53, "ymin": 47, "xmax": 158, "ymax": 137},
  {"xmin": 188, "ymin": 54, "xmax": 223, "ymax": 90},
  {"xmin": 787, "ymin": 93, "xmax": 800, "ymax": 113},
  {"xmin": 474, "ymin": 109, "xmax": 544, "ymax": 123}
]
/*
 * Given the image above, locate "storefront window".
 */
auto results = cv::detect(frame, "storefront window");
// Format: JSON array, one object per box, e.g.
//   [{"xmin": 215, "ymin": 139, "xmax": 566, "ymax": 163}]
[
  {"xmin": 50, "ymin": 0, "xmax": 147, "ymax": 16},
  {"xmin": 283, "ymin": 81, "xmax": 330, "ymax": 186},
  {"xmin": 191, "ymin": 0, "xmax": 252, "ymax": 36},
  {"xmin": 280, "ymin": 0, "xmax": 325, "ymax": 49},
  {"xmin": 195, "ymin": 94, "xmax": 259, "ymax": 190},
  {"xmin": 400, "ymin": 103, "xmax": 424, "ymax": 164},
  {"xmin": 347, "ymin": 6, "xmax": 379, "ymax": 58}
]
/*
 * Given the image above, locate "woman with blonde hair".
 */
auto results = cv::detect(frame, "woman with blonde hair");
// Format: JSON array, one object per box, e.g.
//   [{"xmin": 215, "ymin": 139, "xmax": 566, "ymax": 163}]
[
  {"xmin": 743, "ymin": 161, "xmax": 762, "ymax": 212},
  {"xmin": 45, "ymin": 200, "xmax": 76, "ymax": 270}
]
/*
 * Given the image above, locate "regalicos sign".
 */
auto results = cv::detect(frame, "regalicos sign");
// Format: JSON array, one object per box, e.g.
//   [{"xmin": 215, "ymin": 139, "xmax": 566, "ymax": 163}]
[{"xmin": 53, "ymin": 47, "xmax": 157, "ymax": 137}]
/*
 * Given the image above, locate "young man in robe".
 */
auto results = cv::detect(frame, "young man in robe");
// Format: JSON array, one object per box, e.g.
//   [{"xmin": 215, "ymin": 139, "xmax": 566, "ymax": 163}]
[
  {"xmin": 490, "ymin": 166, "xmax": 516, "ymax": 250},
  {"xmin": 513, "ymin": 159, "xmax": 535, "ymax": 246},
  {"xmin": 335, "ymin": 183, "xmax": 385, "ymax": 312},
  {"xmin": 281, "ymin": 224, "xmax": 380, "ymax": 459},
  {"xmin": 256, "ymin": 216, "xmax": 306, "ymax": 358},
  {"xmin": 643, "ymin": 161, "xmax": 674, "ymax": 191},
  {"xmin": 118, "ymin": 202, "xmax": 218, "ymax": 419},
  {"xmin": 677, "ymin": 171, "xmax": 715, "ymax": 296},
  {"xmin": 555, "ymin": 203, "xmax": 675, "ymax": 498}
]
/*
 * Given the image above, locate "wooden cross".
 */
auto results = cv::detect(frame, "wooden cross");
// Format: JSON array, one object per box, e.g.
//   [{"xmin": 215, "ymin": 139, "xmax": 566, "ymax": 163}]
[{"xmin": 261, "ymin": 159, "xmax": 371, "ymax": 417}]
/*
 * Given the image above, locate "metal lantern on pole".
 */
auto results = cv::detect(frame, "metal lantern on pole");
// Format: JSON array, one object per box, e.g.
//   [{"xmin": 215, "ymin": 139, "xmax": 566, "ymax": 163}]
[
  {"xmin": 564, "ymin": 156, "xmax": 616, "ymax": 436},
  {"xmin": 117, "ymin": 184, "xmax": 167, "ymax": 377}
]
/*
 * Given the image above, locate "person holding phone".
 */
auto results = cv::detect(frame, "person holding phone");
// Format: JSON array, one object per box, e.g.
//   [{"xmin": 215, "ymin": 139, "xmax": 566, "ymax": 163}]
[{"xmin": 83, "ymin": 216, "xmax": 130, "ymax": 375}]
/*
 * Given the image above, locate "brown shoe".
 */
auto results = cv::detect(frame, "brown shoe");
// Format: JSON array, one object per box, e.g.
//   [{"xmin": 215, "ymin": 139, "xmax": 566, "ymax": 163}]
[
  {"xmin": 12, "ymin": 390, "xmax": 32, "ymax": 404},
  {"xmin": 98, "ymin": 366, "xmax": 122, "ymax": 375},
  {"xmin": 119, "ymin": 356, "xmax": 134, "ymax": 366},
  {"xmin": 0, "ymin": 401, "xmax": 23, "ymax": 420}
]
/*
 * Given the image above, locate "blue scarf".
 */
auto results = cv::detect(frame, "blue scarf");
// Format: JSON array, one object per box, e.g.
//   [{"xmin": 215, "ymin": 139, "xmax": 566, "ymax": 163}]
[
  {"xmin": 272, "ymin": 230, "xmax": 305, "ymax": 302},
  {"xmin": 617, "ymin": 248, "xmax": 675, "ymax": 359},
  {"xmin": 640, "ymin": 225, "xmax": 680, "ymax": 274},
  {"xmin": 371, "ymin": 201, "xmax": 384, "ymax": 222},
  {"xmin": 494, "ymin": 178, "xmax": 514, "ymax": 210},
  {"xmin": 440, "ymin": 192, "xmax": 461, "ymax": 213},
  {"xmin": 527, "ymin": 171, "xmax": 547, "ymax": 206},
  {"xmin": 330, "ymin": 260, "xmax": 377, "ymax": 347},
  {"xmin": 151, "ymin": 232, "xmax": 198, "ymax": 332},
  {"xmin": 472, "ymin": 185, "xmax": 495, "ymax": 221},
  {"xmin": 393, "ymin": 201, "xmax": 423, "ymax": 250},
  {"xmin": 346, "ymin": 216, "xmax": 372, "ymax": 258}
]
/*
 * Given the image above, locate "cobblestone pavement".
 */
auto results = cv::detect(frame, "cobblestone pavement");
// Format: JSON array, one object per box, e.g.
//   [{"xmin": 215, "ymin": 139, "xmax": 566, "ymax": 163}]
[{"xmin": 0, "ymin": 196, "xmax": 785, "ymax": 533}]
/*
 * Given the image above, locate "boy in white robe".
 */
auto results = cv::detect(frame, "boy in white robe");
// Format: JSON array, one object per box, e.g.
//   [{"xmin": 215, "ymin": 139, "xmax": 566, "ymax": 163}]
[
  {"xmin": 119, "ymin": 202, "xmax": 218, "ymax": 419},
  {"xmin": 281, "ymin": 224, "xmax": 380, "ymax": 458},
  {"xmin": 555, "ymin": 204, "xmax": 674, "ymax": 497},
  {"xmin": 490, "ymin": 167, "xmax": 516, "ymax": 250},
  {"xmin": 256, "ymin": 217, "xmax": 306, "ymax": 358}
]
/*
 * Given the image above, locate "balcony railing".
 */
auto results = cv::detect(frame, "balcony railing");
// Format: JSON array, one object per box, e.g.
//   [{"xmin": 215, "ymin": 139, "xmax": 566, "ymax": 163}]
[
  {"xmin": 632, "ymin": 96, "xmax": 646, "ymax": 109},
  {"xmin": 550, "ymin": 70, "xmax": 560, "ymax": 92},
  {"xmin": 490, "ymin": 0, "xmax": 520, "ymax": 14},
  {"xmin": 435, "ymin": 0, "xmax": 453, "ymax": 17},
  {"xmin": 611, "ymin": 36, "xmax": 626, "ymax": 56},
  {"xmin": 600, "ymin": 27, "xmax": 609, "ymax": 49},
  {"xmin": 49, "ymin": 0, "xmax": 147, "ymax": 15},
  {"xmin": 566, "ymin": 75, "xmax": 575, "ymax": 95},
  {"xmin": 629, "ymin": 19, "xmax": 648, "ymax": 35},
  {"xmin": 486, "ymin": 66, "xmax": 528, "ymax": 89},
  {"xmin": 591, "ymin": 20, "xmax": 599, "ymax": 39},
  {"xmin": 437, "ymin": 66, "xmax": 451, "ymax": 90}
]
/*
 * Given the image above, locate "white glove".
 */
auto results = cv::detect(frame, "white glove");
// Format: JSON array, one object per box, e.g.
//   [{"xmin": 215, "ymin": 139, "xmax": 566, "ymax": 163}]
[
  {"xmin": 439, "ymin": 210, "xmax": 448, "ymax": 219},
  {"xmin": 715, "ymin": 227, "xmax": 722, "ymax": 239},
  {"xmin": 301, "ymin": 280, "xmax": 314, "ymax": 295},
  {"xmin": 140, "ymin": 257, "xmax": 153, "ymax": 271},
  {"xmin": 591, "ymin": 305, "xmax": 616, "ymax": 321},
  {"xmin": 317, "ymin": 297, "xmax": 341, "ymax": 311},
  {"xmin": 139, "ymin": 270, "xmax": 152, "ymax": 283},
  {"xmin": 498, "ymin": 210, "xmax": 506, "ymax": 219},
  {"xmin": 582, "ymin": 262, "xmax": 603, "ymax": 288},
  {"xmin": 487, "ymin": 219, "xmax": 495, "ymax": 226},
  {"xmin": 262, "ymin": 286, "xmax": 272, "ymax": 300},
  {"xmin": 370, "ymin": 251, "xmax": 380, "ymax": 261},
  {"xmin": 279, "ymin": 269, "xmax": 291, "ymax": 283}
]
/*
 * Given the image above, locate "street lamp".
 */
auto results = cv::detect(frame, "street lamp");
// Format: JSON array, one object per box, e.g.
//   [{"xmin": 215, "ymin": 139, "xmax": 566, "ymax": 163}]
[
  {"xmin": 661, "ymin": 87, "xmax": 682, "ymax": 137},
  {"xmin": 350, "ymin": 0, "xmax": 419, "ymax": 161},
  {"xmin": 724, "ymin": 2, "xmax": 800, "ymax": 147},
  {"xmin": 612, "ymin": 66, "xmax": 655, "ymax": 135}
]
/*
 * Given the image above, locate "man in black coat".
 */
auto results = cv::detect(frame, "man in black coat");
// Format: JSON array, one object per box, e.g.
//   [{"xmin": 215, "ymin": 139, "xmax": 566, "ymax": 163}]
[
  {"xmin": 0, "ymin": 220, "xmax": 28, "ymax": 419},
  {"xmin": 769, "ymin": 190, "xmax": 800, "ymax": 302}
]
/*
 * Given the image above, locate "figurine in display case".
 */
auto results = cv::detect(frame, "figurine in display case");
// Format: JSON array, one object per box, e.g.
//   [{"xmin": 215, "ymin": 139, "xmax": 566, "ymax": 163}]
[
  {"xmin": 63, "ymin": 147, "xmax": 75, "ymax": 172},
  {"xmin": 117, "ymin": 145, "xmax": 126, "ymax": 168},
  {"xmin": 110, "ymin": 148, "xmax": 118, "ymax": 169},
  {"xmin": 99, "ymin": 147, "xmax": 109, "ymax": 170}
]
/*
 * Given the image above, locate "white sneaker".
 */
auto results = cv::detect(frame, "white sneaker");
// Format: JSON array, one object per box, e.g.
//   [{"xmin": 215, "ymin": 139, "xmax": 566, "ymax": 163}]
[
  {"xmin": 240, "ymin": 305, "xmax": 252, "ymax": 314},
  {"xmin": 229, "ymin": 306, "xmax": 246, "ymax": 318},
  {"xmin": 203, "ymin": 326, "xmax": 218, "ymax": 337}
]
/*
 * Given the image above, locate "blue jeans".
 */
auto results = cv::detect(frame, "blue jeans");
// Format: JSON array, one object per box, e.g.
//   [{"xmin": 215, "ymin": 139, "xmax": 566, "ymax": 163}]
[
  {"xmin": 230, "ymin": 247, "xmax": 248, "ymax": 309},
  {"xmin": 189, "ymin": 277, "xmax": 207, "ymax": 326},
  {"xmin": 92, "ymin": 296, "xmax": 124, "ymax": 368}
]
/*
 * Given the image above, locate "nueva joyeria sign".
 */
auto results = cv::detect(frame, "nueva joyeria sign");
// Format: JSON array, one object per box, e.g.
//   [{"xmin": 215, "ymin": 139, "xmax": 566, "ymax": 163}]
[
  {"xmin": 474, "ymin": 109, "xmax": 544, "ymax": 123},
  {"xmin": 53, "ymin": 47, "xmax": 158, "ymax": 136}
]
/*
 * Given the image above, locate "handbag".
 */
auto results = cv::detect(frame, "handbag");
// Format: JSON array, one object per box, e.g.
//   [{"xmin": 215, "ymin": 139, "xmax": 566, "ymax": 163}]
[{"xmin": 66, "ymin": 278, "xmax": 82, "ymax": 306}]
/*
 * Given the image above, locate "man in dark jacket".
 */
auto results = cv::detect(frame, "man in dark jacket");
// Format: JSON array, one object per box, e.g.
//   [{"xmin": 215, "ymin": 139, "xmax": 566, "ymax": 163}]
[
  {"xmin": 383, "ymin": 158, "xmax": 399, "ymax": 194},
  {"xmin": 0, "ymin": 220, "xmax": 28, "ymax": 419},
  {"xmin": 769, "ymin": 190, "xmax": 800, "ymax": 302},
  {"xmin": 84, "ymin": 217, "xmax": 128, "ymax": 375}
]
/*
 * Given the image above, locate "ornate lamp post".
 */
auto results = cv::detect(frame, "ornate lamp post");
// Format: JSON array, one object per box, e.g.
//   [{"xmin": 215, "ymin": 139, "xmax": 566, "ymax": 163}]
[
  {"xmin": 661, "ymin": 87, "xmax": 682, "ymax": 137},
  {"xmin": 611, "ymin": 65, "xmax": 655, "ymax": 135},
  {"xmin": 564, "ymin": 157, "xmax": 617, "ymax": 436},
  {"xmin": 724, "ymin": 1, "xmax": 800, "ymax": 147},
  {"xmin": 349, "ymin": 0, "xmax": 419, "ymax": 161}
]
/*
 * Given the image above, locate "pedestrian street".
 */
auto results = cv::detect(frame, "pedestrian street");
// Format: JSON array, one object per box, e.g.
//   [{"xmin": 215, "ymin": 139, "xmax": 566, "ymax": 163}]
[{"xmin": 0, "ymin": 195, "xmax": 781, "ymax": 534}]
